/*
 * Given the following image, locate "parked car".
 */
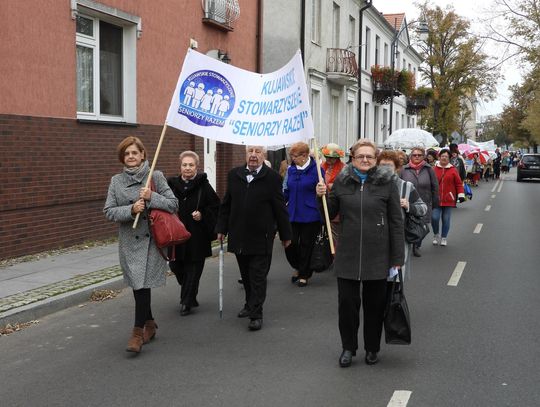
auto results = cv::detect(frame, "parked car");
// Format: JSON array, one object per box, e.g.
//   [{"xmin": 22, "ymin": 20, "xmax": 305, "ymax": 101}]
[{"xmin": 517, "ymin": 154, "xmax": 540, "ymax": 181}]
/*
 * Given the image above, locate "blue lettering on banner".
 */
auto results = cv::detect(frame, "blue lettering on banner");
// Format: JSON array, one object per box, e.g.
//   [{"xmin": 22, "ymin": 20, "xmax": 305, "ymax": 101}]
[
  {"xmin": 260, "ymin": 68, "xmax": 296, "ymax": 95},
  {"xmin": 230, "ymin": 110, "xmax": 309, "ymax": 137},
  {"xmin": 236, "ymin": 87, "xmax": 302, "ymax": 116},
  {"xmin": 178, "ymin": 70, "xmax": 235, "ymax": 127}
]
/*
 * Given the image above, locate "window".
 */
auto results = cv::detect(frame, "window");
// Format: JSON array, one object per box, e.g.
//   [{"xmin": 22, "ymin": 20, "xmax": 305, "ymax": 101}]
[
  {"xmin": 375, "ymin": 36, "xmax": 380, "ymax": 66},
  {"xmin": 347, "ymin": 98, "xmax": 355, "ymax": 149},
  {"xmin": 202, "ymin": 0, "xmax": 240, "ymax": 28},
  {"xmin": 331, "ymin": 92, "xmax": 340, "ymax": 143},
  {"xmin": 349, "ymin": 16, "xmax": 355, "ymax": 50},
  {"xmin": 384, "ymin": 43, "xmax": 389, "ymax": 66},
  {"xmin": 311, "ymin": 89, "xmax": 321, "ymax": 140},
  {"xmin": 364, "ymin": 27, "xmax": 371, "ymax": 70},
  {"xmin": 311, "ymin": 0, "xmax": 321, "ymax": 43},
  {"xmin": 401, "ymin": 114, "xmax": 405, "ymax": 129},
  {"xmin": 382, "ymin": 108, "xmax": 388, "ymax": 140},
  {"xmin": 395, "ymin": 51, "xmax": 400, "ymax": 70},
  {"xmin": 408, "ymin": 63, "xmax": 412, "ymax": 72},
  {"xmin": 75, "ymin": 4, "xmax": 138, "ymax": 122},
  {"xmin": 332, "ymin": 3, "xmax": 340, "ymax": 48},
  {"xmin": 364, "ymin": 102, "xmax": 369, "ymax": 138},
  {"xmin": 373, "ymin": 105, "xmax": 380, "ymax": 145},
  {"xmin": 395, "ymin": 112, "xmax": 399, "ymax": 130},
  {"xmin": 403, "ymin": 58, "xmax": 406, "ymax": 71}
]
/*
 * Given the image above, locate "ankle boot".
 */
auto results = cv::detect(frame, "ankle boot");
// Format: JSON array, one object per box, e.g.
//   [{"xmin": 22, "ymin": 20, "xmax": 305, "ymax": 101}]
[
  {"xmin": 126, "ymin": 327, "xmax": 144, "ymax": 353},
  {"xmin": 143, "ymin": 320, "xmax": 158, "ymax": 344}
]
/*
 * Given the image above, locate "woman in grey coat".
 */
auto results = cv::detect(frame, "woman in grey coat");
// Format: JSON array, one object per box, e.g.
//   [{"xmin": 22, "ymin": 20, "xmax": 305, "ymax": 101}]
[
  {"xmin": 378, "ymin": 150, "xmax": 427, "ymax": 280},
  {"xmin": 399, "ymin": 146, "xmax": 439, "ymax": 257},
  {"xmin": 316, "ymin": 140, "xmax": 405, "ymax": 368},
  {"xmin": 104, "ymin": 136, "xmax": 178, "ymax": 354}
]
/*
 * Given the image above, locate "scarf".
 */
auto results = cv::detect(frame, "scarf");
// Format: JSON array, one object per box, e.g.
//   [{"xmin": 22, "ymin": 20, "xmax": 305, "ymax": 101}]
[
  {"xmin": 352, "ymin": 167, "xmax": 368, "ymax": 183},
  {"xmin": 123, "ymin": 160, "xmax": 150, "ymax": 183},
  {"xmin": 408, "ymin": 160, "xmax": 426, "ymax": 175}
]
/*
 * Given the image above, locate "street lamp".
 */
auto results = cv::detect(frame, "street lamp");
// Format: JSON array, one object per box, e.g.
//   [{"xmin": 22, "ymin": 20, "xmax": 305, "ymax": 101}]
[{"xmin": 388, "ymin": 16, "xmax": 429, "ymax": 135}]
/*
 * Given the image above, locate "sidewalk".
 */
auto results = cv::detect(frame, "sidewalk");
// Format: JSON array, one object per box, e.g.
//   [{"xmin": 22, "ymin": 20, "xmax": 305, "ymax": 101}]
[
  {"xmin": 0, "ymin": 244, "xmax": 123, "ymax": 326},
  {"xmin": 0, "ymin": 242, "xmax": 225, "ymax": 326}
]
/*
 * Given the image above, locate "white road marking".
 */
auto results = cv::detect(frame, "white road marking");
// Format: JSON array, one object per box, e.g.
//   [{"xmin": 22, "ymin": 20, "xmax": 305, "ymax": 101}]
[
  {"xmin": 491, "ymin": 194, "xmax": 496, "ymax": 199},
  {"xmin": 448, "ymin": 261, "xmax": 467, "ymax": 286},
  {"xmin": 485, "ymin": 205, "xmax": 491, "ymax": 211},
  {"xmin": 497, "ymin": 179, "xmax": 504, "ymax": 193},
  {"xmin": 491, "ymin": 180, "xmax": 500, "ymax": 192},
  {"xmin": 387, "ymin": 390, "xmax": 412, "ymax": 406},
  {"xmin": 474, "ymin": 223, "xmax": 483, "ymax": 234}
]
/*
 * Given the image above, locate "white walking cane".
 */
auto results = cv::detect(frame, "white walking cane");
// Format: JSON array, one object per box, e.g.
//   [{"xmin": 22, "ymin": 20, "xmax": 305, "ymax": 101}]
[{"xmin": 219, "ymin": 239, "xmax": 224, "ymax": 319}]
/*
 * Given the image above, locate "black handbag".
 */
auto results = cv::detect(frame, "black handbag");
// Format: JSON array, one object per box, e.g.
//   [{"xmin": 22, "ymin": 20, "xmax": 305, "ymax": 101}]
[
  {"xmin": 401, "ymin": 182, "xmax": 429, "ymax": 244},
  {"xmin": 309, "ymin": 225, "xmax": 333, "ymax": 272},
  {"xmin": 384, "ymin": 269, "xmax": 411, "ymax": 345}
]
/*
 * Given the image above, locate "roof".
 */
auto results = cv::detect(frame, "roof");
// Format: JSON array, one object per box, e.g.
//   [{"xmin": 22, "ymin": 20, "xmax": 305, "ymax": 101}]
[{"xmin": 383, "ymin": 13, "xmax": 406, "ymax": 31}]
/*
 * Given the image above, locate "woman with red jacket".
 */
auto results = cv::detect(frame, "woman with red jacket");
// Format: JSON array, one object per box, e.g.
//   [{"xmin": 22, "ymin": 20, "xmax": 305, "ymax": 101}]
[{"xmin": 432, "ymin": 149, "xmax": 465, "ymax": 247}]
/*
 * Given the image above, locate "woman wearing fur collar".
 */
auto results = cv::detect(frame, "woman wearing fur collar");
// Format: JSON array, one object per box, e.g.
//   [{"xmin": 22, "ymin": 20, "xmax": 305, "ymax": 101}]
[{"xmin": 316, "ymin": 139, "xmax": 405, "ymax": 368}]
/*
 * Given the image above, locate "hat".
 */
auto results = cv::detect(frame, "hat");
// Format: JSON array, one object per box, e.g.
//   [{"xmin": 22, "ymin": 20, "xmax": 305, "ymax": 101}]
[{"xmin": 321, "ymin": 143, "xmax": 345, "ymax": 158}]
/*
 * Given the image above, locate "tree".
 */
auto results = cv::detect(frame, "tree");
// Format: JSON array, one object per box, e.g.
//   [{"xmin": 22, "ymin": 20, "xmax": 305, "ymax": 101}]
[{"xmin": 415, "ymin": 3, "xmax": 499, "ymax": 145}]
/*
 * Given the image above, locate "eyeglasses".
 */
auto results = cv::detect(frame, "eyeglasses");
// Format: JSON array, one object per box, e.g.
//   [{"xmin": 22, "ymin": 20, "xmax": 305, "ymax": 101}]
[
  {"xmin": 411, "ymin": 154, "xmax": 424, "ymax": 157},
  {"xmin": 354, "ymin": 155, "xmax": 376, "ymax": 161}
]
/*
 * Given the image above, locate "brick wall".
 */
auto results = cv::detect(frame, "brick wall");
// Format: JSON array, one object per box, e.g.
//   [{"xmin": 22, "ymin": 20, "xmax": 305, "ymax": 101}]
[{"xmin": 0, "ymin": 114, "xmax": 245, "ymax": 260}]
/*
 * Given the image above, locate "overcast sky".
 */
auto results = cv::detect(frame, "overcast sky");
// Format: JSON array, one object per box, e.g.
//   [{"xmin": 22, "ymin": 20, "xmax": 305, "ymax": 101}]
[{"xmin": 373, "ymin": 0, "xmax": 521, "ymax": 118}]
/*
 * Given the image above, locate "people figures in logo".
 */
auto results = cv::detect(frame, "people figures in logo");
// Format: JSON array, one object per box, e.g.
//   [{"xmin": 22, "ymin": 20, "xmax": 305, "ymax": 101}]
[
  {"xmin": 183, "ymin": 81, "xmax": 196, "ymax": 105},
  {"xmin": 192, "ymin": 83, "xmax": 205, "ymax": 109},
  {"xmin": 211, "ymin": 88, "xmax": 224, "ymax": 115},
  {"xmin": 200, "ymin": 89, "xmax": 213, "ymax": 112},
  {"xmin": 218, "ymin": 95, "xmax": 230, "ymax": 116}
]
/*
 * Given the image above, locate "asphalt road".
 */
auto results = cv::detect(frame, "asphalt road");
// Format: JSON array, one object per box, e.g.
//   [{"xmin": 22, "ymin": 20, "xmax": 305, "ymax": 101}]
[{"xmin": 1, "ymin": 169, "xmax": 539, "ymax": 407}]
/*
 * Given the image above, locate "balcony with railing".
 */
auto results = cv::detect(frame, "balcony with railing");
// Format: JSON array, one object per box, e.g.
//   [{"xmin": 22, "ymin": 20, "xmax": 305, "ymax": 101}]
[
  {"xmin": 202, "ymin": 0, "xmax": 240, "ymax": 31},
  {"xmin": 326, "ymin": 48, "xmax": 358, "ymax": 85}
]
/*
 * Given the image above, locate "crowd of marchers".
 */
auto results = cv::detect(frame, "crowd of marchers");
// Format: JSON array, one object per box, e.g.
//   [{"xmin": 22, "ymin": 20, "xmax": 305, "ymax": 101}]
[{"xmin": 103, "ymin": 135, "xmax": 510, "ymax": 368}]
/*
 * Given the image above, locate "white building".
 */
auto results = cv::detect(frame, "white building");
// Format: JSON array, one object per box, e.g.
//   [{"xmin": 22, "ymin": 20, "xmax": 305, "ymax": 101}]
[{"xmin": 263, "ymin": 1, "xmax": 423, "ymax": 152}]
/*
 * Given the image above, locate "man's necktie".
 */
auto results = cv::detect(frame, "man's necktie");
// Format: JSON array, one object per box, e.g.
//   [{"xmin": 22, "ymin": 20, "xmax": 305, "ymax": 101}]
[{"xmin": 245, "ymin": 169, "xmax": 257, "ymax": 176}]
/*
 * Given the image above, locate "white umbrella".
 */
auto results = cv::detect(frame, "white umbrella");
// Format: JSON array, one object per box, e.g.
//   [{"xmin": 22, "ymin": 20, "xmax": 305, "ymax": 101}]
[{"xmin": 384, "ymin": 128, "xmax": 439, "ymax": 150}]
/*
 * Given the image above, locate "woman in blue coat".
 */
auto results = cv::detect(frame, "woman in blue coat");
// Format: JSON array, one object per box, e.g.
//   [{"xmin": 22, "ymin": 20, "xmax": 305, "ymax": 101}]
[{"xmin": 283, "ymin": 142, "xmax": 324, "ymax": 287}]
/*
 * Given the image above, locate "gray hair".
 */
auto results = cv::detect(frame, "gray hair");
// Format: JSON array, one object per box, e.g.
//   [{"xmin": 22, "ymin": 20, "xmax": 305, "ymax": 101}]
[
  {"xmin": 179, "ymin": 150, "xmax": 200, "ymax": 166},
  {"xmin": 246, "ymin": 145, "xmax": 267, "ymax": 154}
]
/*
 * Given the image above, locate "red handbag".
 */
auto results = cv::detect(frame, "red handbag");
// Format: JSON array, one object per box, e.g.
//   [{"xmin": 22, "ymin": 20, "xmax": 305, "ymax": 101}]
[{"xmin": 148, "ymin": 180, "xmax": 191, "ymax": 261}]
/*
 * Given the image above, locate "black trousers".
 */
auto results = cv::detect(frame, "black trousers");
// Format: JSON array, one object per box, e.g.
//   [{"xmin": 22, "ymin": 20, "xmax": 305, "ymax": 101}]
[
  {"xmin": 169, "ymin": 259, "xmax": 205, "ymax": 307},
  {"xmin": 133, "ymin": 288, "xmax": 153, "ymax": 328},
  {"xmin": 285, "ymin": 221, "xmax": 321, "ymax": 279},
  {"xmin": 235, "ymin": 253, "xmax": 272, "ymax": 319},
  {"xmin": 337, "ymin": 278, "xmax": 388, "ymax": 353}
]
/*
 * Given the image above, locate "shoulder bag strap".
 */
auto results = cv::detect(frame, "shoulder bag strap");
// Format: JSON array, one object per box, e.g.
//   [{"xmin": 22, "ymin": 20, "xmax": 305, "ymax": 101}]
[{"xmin": 195, "ymin": 187, "xmax": 202, "ymax": 211}]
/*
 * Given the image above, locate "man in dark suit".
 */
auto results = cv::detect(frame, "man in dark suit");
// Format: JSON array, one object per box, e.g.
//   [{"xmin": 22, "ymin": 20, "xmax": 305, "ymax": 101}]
[{"xmin": 217, "ymin": 145, "xmax": 292, "ymax": 331}]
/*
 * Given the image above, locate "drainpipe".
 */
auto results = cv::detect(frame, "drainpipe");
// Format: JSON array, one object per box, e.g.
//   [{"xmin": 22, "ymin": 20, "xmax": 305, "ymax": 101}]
[
  {"xmin": 357, "ymin": 0, "xmax": 372, "ymax": 140},
  {"xmin": 300, "ymin": 0, "xmax": 306, "ymax": 62},
  {"xmin": 257, "ymin": 0, "xmax": 263, "ymax": 73}
]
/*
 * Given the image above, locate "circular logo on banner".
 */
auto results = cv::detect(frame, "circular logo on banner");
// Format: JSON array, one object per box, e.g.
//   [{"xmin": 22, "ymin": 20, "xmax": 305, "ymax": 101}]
[{"xmin": 177, "ymin": 70, "xmax": 235, "ymax": 127}]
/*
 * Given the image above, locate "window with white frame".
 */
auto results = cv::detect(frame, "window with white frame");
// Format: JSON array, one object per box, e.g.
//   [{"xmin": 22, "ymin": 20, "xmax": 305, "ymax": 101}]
[
  {"xmin": 311, "ymin": 88, "xmax": 321, "ymax": 141},
  {"xmin": 332, "ymin": 3, "xmax": 340, "ymax": 48},
  {"xmin": 349, "ymin": 16, "xmax": 355, "ymax": 50},
  {"xmin": 375, "ymin": 35, "xmax": 380, "ymax": 66},
  {"xmin": 75, "ymin": 4, "xmax": 138, "ymax": 122},
  {"xmin": 374, "ymin": 105, "xmax": 380, "ymax": 145},
  {"xmin": 364, "ymin": 27, "xmax": 371, "ymax": 70},
  {"xmin": 311, "ymin": 0, "xmax": 321, "ymax": 44},
  {"xmin": 364, "ymin": 103, "xmax": 369, "ymax": 138},
  {"xmin": 347, "ymin": 98, "xmax": 354, "ymax": 149},
  {"xmin": 382, "ymin": 108, "xmax": 388, "ymax": 140},
  {"xmin": 331, "ymin": 91, "xmax": 340, "ymax": 143},
  {"xmin": 384, "ymin": 43, "xmax": 389, "ymax": 66}
]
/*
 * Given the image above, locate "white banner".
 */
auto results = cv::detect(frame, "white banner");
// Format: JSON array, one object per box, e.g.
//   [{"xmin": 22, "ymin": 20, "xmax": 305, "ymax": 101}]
[{"xmin": 165, "ymin": 49, "xmax": 314, "ymax": 147}]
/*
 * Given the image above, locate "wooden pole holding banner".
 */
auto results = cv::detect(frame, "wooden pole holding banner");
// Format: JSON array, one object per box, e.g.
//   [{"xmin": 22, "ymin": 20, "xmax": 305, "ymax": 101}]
[
  {"xmin": 312, "ymin": 138, "xmax": 335, "ymax": 255},
  {"xmin": 133, "ymin": 123, "xmax": 169, "ymax": 229}
]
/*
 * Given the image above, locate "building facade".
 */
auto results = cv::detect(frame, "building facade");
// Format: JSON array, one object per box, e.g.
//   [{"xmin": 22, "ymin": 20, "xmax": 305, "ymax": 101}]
[
  {"xmin": 0, "ymin": 0, "xmax": 261, "ymax": 259},
  {"xmin": 263, "ymin": 0, "xmax": 423, "ymax": 156}
]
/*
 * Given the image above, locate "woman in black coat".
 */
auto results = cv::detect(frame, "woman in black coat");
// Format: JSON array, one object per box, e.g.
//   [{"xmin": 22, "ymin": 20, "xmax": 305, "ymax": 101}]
[
  {"xmin": 167, "ymin": 151, "xmax": 220, "ymax": 316},
  {"xmin": 316, "ymin": 139, "xmax": 404, "ymax": 368}
]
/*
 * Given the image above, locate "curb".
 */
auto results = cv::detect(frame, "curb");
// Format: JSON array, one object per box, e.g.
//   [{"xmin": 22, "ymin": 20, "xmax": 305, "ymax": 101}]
[
  {"xmin": 0, "ymin": 243, "xmax": 227, "ymax": 327},
  {"xmin": 0, "ymin": 276, "xmax": 126, "ymax": 327}
]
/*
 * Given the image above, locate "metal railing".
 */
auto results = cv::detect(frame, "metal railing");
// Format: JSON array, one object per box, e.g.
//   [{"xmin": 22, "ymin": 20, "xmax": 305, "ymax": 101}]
[{"xmin": 326, "ymin": 48, "xmax": 358, "ymax": 77}]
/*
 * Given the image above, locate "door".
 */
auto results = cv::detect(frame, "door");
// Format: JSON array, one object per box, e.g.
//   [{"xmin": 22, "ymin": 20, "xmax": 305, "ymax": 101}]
[{"xmin": 204, "ymin": 138, "xmax": 217, "ymax": 190}]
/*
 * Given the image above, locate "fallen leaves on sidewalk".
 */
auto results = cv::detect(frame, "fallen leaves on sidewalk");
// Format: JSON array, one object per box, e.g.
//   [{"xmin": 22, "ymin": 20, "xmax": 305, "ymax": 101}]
[
  {"xmin": 90, "ymin": 289, "xmax": 121, "ymax": 302},
  {"xmin": 0, "ymin": 320, "xmax": 40, "ymax": 336}
]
